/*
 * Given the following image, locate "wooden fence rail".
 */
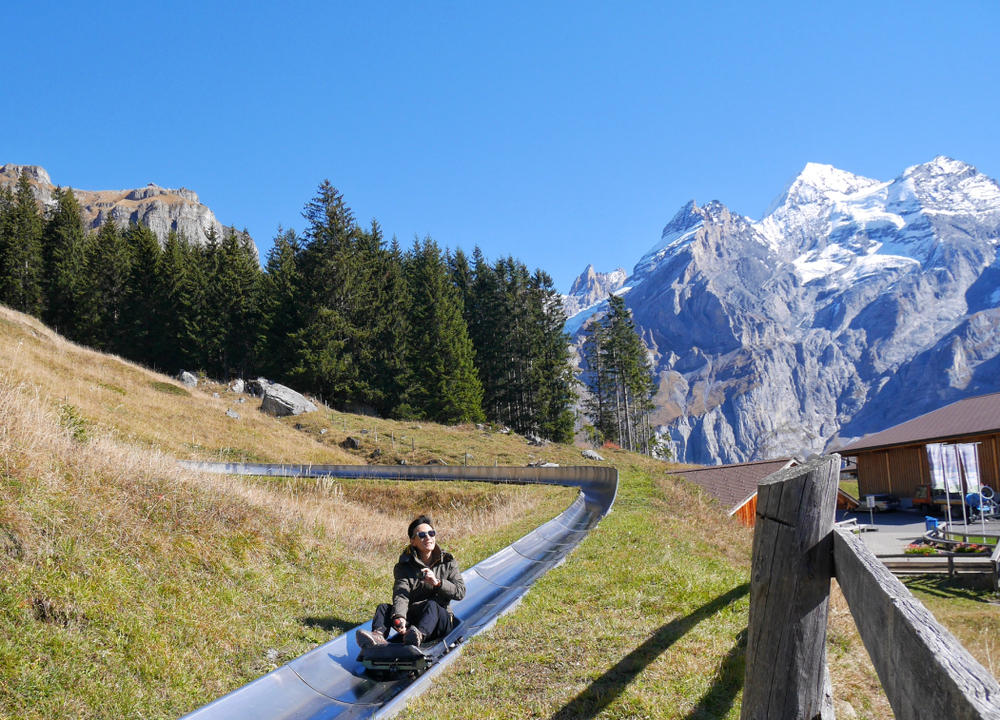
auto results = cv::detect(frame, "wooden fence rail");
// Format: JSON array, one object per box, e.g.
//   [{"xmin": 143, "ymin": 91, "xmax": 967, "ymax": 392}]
[{"xmin": 741, "ymin": 454, "xmax": 1000, "ymax": 720}]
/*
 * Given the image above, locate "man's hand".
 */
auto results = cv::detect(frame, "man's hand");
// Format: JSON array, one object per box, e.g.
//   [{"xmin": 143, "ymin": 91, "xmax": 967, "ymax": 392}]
[
  {"xmin": 421, "ymin": 568, "xmax": 441, "ymax": 587},
  {"xmin": 392, "ymin": 617, "xmax": 406, "ymax": 633}
]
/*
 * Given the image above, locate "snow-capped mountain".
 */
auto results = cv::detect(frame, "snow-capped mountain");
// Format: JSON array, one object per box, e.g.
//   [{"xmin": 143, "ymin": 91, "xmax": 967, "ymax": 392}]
[{"xmin": 572, "ymin": 156, "xmax": 1000, "ymax": 465}]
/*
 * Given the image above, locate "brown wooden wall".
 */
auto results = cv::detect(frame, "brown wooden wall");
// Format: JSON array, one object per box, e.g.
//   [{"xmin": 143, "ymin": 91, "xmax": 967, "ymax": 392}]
[
  {"xmin": 853, "ymin": 432, "xmax": 1000, "ymax": 498},
  {"xmin": 733, "ymin": 494, "xmax": 757, "ymax": 527}
]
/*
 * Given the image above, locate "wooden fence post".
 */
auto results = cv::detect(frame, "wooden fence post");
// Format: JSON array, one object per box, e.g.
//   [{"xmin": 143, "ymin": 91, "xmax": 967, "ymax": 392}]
[{"xmin": 741, "ymin": 455, "xmax": 840, "ymax": 720}]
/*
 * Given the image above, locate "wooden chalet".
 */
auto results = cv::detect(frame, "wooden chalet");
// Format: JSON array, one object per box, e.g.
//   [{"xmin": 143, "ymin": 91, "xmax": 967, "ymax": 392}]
[
  {"xmin": 673, "ymin": 458, "xmax": 797, "ymax": 527},
  {"xmin": 835, "ymin": 392, "xmax": 1000, "ymax": 500}
]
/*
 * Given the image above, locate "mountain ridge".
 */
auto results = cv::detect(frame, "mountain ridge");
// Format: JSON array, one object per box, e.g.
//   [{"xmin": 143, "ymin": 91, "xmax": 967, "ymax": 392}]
[
  {"xmin": 0, "ymin": 163, "xmax": 254, "ymax": 257},
  {"xmin": 565, "ymin": 156, "xmax": 1000, "ymax": 464}
]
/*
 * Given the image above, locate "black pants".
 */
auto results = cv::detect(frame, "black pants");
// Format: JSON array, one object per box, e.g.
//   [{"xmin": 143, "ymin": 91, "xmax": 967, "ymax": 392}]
[{"xmin": 372, "ymin": 601, "xmax": 453, "ymax": 641}]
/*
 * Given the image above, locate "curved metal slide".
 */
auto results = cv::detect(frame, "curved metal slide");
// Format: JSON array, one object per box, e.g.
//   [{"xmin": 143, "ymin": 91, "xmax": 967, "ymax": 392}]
[{"xmin": 177, "ymin": 463, "xmax": 618, "ymax": 720}]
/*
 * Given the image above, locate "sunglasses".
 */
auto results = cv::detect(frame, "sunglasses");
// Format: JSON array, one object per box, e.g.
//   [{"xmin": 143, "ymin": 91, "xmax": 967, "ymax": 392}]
[{"xmin": 415, "ymin": 530, "xmax": 436, "ymax": 539}]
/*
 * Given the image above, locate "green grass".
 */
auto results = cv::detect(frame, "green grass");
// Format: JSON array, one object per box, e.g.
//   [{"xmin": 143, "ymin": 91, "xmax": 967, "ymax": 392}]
[
  {"xmin": 839, "ymin": 480, "xmax": 859, "ymax": 499},
  {"xmin": 149, "ymin": 380, "xmax": 190, "ymax": 396},
  {"xmin": 398, "ymin": 466, "xmax": 753, "ymax": 720}
]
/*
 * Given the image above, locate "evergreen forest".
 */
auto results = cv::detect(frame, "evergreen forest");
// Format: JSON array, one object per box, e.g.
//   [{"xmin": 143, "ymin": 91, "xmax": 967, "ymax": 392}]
[{"xmin": 0, "ymin": 175, "xmax": 577, "ymax": 441}]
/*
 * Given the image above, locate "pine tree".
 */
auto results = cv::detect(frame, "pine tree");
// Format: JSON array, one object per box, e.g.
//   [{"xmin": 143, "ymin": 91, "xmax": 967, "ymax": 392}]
[
  {"xmin": 203, "ymin": 227, "xmax": 261, "ymax": 377},
  {"xmin": 41, "ymin": 187, "xmax": 89, "ymax": 335},
  {"xmin": 155, "ymin": 230, "xmax": 193, "ymax": 371},
  {"xmin": 528, "ymin": 269, "xmax": 575, "ymax": 442},
  {"xmin": 289, "ymin": 181, "xmax": 366, "ymax": 404},
  {"xmin": 402, "ymin": 237, "xmax": 484, "ymax": 423},
  {"xmin": 121, "ymin": 222, "xmax": 163, "ymax": 366},
  {"xmin": 367, "ymin": 226, "xmax": 410, "ymax": 416},
  {"xmin": 580, "ymin": 294, "xmax": 657, "ymax": 453},
  {"xmin": 258, "ymin": 227, "xmax": 302, "ymax": 381},
  {"xmin": 0, "ymin": 173, "xmax": 45, "ymax": 315},
  {"xmin": 79, "ymin": 220, "xmax": 133, "ymax": 352}
]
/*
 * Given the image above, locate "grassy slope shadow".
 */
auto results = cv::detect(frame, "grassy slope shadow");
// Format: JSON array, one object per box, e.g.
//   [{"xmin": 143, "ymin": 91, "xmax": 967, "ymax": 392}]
[{"xmin": 550, "ymin": 583, "xmax": 750, "ymax": 720}]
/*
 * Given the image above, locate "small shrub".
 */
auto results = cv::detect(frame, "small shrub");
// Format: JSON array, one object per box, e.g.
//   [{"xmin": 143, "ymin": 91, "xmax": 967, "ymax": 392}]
[
  {"xmin": 150, "ymin": 381, "xmax": 190, "ymax": 397},
  {"xmin": 953, "ymin": 542, "xmax": 990, "ymax": 554},
  {"xmin": 58, "ymin": 403, "xmax": 89, "ymax": 443},
  {"xmin": 905, "ymin": 543, "xmax": 938, "ymax": 555}
]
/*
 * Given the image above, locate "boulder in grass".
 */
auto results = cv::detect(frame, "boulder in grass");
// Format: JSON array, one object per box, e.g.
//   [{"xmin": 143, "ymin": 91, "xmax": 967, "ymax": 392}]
[
  {"xmin": 259, "ymin": 383, "xmax": 317, "ymax": 417},
  {"xmin": 582, "ymin": 449, "xmax": 604, "ymax": 461},
  {"xmin": 247, "ymin": 377, "xmax": 269, "ymax": 397},
  {"xmin": 230, "ymin": 379, "xmax": 245, "ymax": 394},
  {"xmin": 341, "ymin": 436, "xmax": 362, "ymax": 450},
  {"xmin": 179, "ymin": 371, "xmax": 198, "ymax": 387},
  {"xmin": 226, "ymin": 409, "xmax": 240, "ymax": 420}
]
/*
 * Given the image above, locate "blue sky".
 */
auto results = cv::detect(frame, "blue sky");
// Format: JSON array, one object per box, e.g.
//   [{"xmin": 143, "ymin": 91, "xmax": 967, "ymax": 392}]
[{"xmin": 4, "ymin": 2, "xmax": 998, "ymax": 291}]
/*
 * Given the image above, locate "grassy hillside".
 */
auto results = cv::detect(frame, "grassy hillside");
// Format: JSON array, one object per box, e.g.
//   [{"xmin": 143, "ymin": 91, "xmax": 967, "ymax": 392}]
[{"xmin": 7, "ymin": 302, "xmax": 995, "ymax": 719}]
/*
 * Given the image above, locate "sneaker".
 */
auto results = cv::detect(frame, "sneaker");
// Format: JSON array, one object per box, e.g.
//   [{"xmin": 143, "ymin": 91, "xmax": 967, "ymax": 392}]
[
  {"xmin": 356, "ymin": 629, "xmax": 387, "ymax": 650},
  {"xmin": 403, "ymin": 626, "xmax": 423, "ymax": 646}
]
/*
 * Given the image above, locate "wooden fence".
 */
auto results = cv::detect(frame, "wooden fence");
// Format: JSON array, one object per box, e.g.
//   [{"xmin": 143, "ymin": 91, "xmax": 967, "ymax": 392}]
[{"xmin": 741, "ymin": 455, "xmax": 1000, "ymax": 720}]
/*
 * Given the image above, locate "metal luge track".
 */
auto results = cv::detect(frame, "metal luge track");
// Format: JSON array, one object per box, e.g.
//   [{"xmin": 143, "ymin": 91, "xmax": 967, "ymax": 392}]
[{"xmin": 178, "ymin": 463, "xmax": 618, "ymax": 720}]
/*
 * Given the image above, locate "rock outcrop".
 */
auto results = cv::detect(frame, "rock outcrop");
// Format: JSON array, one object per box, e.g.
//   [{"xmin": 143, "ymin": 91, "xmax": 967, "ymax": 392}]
[{"xmin": 0, "ymin": 164, "xmax": 254, "ymax": 257}]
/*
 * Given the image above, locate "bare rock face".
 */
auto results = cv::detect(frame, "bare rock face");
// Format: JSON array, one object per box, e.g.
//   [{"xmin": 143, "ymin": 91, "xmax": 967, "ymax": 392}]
[
  {"xmin": 259, "ymin": 382, "xmax": 317, "ymax": 417},
  {"xmin": 0, "ymin": 164, "xmax": 255, "ymax": 259}
]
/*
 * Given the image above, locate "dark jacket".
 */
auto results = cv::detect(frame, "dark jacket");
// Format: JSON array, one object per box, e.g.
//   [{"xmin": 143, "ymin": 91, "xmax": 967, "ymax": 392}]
[{"xmin": 391, "ymin": 545, "xmax": 466, "ymax": 621}]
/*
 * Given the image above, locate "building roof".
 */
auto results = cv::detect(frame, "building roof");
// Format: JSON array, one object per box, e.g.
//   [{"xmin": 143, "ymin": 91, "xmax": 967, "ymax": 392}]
[
  {"xmin": 837, "ymin": 392, "xmax": 1000, "ymax": 455},
  {"xmin": 673, "ymin": 458, "xmax": 796, "ymax": 514}
]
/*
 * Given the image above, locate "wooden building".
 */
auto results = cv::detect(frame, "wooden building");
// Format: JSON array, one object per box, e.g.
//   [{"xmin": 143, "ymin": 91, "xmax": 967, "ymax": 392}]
[
  {"xmin": 835, "ymin": 392, "xmax": 1000, "ymax": 499},
  {"xmin": 674, "ymin": 458, "xmax": 796, "ymax": 527}
]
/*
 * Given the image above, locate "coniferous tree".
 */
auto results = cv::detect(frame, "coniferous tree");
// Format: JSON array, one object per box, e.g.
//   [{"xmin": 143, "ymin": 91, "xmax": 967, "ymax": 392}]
[
  {"xmin": 42, "ymin": 187, "xmax": 89, "ymax": 335},
  {"xmin": 580, "ymin": 294, "xmax": 657, "ymax": 453},
  {"xmin": 528, "ymin": 269, "xmax": 575, "ymax": 442},
  {"xmin": 258, "ymin": 227, "xmax": 302, "ymax": 381},
  {"xmin": 80, "ymin": 220, "xmax": 133, "ymax": 353},
  {"xmin": 203, "ymin": 227, "xmax": 261, "ymax": 377},
  {"xmin": 176, "ymin": 232, "xmax": 211, "ymax": 370},
  {"xmin": 367, "ymin": 226, "xmax": 410, "ymax": 416},
  {"xmin": 290, "ymin": 181, "xmax": 368, "ymax": 405},
  {"xmin": 401, "ymin": 237, "xmax": 484, "ymax": 423},
  {"xmin": 0, "ymin": 174, "xmax": 45, "ymax": 315},
  {"xmin": 155, "ymin": 230, "xmax": 194, "ymax": 371},
  {"xmin": 122, "ymin": 222, "xmax": 163, "ymax": 366}
]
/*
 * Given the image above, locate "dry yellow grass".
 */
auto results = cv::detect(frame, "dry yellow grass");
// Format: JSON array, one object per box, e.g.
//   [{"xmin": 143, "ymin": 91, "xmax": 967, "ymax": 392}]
[{"xmin": 0, "ymin": 305, "xmax": 357, "ymax": 464}]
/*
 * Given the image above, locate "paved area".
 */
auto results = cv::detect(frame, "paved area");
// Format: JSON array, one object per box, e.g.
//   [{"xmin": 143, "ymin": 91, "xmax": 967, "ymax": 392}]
[{"xmin": 836, "ymin": 508, "xmax": 1000, "ymax": 556}]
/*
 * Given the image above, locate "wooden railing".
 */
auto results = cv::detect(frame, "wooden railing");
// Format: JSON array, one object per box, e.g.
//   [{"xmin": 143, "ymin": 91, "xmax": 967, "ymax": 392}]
[{"xmin": 741, "ymin": 455, "xmax": 1000, "ymax": 720}]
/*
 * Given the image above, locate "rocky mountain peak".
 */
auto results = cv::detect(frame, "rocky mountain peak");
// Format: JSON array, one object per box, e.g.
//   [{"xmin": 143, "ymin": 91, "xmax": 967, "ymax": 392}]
[{"xmin": 563, "ymin": 264, "xmax": 628, "ymax": 321}]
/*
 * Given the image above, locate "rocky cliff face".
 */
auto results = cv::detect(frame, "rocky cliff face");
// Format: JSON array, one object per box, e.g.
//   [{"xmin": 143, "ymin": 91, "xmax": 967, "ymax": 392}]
[
  {"xmin": 0, "ymin": 164, "xmax": 253, "ymax": 257},
  {"xmin": 562, "ymin": 264, "xmax": 627, "ymax": 320},
  {"xmin": 572, "ymin": 157, "xmax": 1000, "ymax": 465}
]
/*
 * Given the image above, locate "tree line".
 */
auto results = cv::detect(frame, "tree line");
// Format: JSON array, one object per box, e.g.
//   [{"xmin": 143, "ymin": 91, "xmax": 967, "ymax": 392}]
[{"xmin": 0, "ymin": 174, "xmax": 577, "ymax": 442}]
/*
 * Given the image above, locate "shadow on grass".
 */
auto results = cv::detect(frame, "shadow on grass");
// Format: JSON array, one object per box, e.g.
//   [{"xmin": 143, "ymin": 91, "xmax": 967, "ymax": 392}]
[
  {"xmin": 300, "ymin": 616, "xmax": 358, "ymax": 634},
  {"xmin": 683, "ymin": 628, "xmax": 746, "ymax": 720},
  {"xmin": 903, "ymin": 574, "xmax": 995, "ymax": 601},
  {"xmin": 549, "ymin": 583, "xmax": 750, "ymax": 720}
]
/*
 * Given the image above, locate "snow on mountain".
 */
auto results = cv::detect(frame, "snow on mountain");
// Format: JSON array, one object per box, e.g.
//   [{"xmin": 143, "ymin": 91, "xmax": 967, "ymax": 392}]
[
  {"xmin": 570, "ymin": 156, "xmax": 1000, "ymax": 465},
  {"xmin": 562, "ymin": 264, "xmax": 628, "ymax": 332}
]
